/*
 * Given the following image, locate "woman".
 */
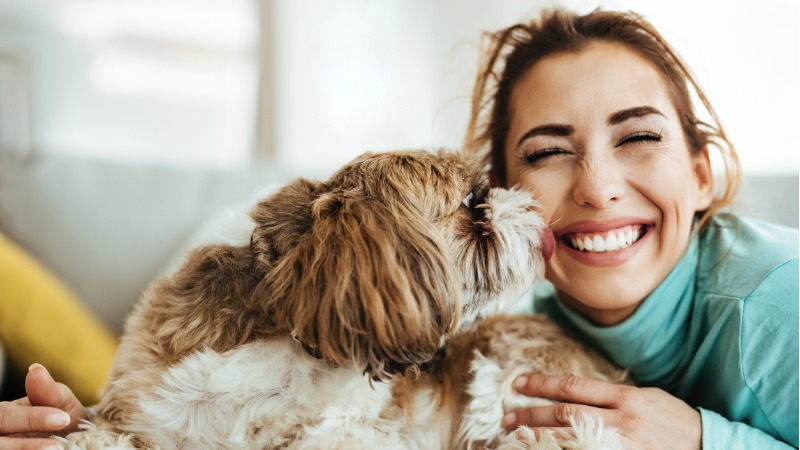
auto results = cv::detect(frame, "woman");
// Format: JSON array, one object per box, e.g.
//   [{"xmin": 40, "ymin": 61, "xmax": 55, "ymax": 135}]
[
  {"xmin": 463, "ymin": 8, "xmax": 798, "ymax": 449},
  {"xmin": 2, "ymin": 8, "xmax": 797, "ymax": 450}
]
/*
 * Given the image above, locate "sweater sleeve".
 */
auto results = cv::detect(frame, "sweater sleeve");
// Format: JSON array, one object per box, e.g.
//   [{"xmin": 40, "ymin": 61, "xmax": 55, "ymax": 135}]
[
  {"xmin": 700, "ymin": 408, "xmax": 796, "ymax": 449},
  {"xmin": 731, "ymin": 258, "xmax": 799, "ymax": 448}
]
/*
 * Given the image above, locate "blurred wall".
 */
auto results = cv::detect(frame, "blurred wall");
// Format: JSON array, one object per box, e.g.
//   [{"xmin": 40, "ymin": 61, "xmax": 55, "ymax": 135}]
[
  {"xmin": 0, "ymin": 0, "xmax": 259, "ymax": 167},
  {"xmin": 0, "ymin": 0, "xmax": 796, "ymax": 179},
  {"xmin": 267, "ymin": 0, "xmax": 799, "ymax": 178}
]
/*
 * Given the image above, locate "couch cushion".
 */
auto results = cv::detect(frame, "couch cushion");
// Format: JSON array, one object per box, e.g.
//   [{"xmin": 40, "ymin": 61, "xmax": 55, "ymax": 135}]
[{"xmin": 0, "ymin": 153, "xmax": 289, "ymax": 332}]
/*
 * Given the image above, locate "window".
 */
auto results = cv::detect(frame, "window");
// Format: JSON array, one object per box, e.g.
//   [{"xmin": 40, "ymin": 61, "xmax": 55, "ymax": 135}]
[{"xmin": 0, "ymin": 0, "xmax": 259, "ymax": 168}]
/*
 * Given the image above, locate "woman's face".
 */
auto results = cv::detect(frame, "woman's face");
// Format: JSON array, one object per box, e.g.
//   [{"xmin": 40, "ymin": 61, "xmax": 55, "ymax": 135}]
[{"xmin": 504, "ymin": 41, "xmax": 714, "ymax": 326}]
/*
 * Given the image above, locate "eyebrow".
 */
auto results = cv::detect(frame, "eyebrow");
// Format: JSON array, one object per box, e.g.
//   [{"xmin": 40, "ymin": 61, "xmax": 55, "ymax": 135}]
[
  {"xmin": 515, "ymin": 106, "xmax": 667, "ymax": 148},
  {"xmin": 607, "ymin": 106, "xmax": 666, "ymax": 125},
  {"xmin": 515, "ymin": 124, "xmax": 574, "ymax": 147}
]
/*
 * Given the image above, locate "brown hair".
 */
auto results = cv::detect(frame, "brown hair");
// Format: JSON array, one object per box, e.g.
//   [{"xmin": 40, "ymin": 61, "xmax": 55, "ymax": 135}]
[{"xmin": 464, "ymin": 8, "xmax": 741, "ymax": 231}]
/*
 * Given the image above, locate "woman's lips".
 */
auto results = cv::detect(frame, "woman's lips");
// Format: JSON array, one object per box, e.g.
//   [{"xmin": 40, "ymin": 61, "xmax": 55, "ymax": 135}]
[
  {"xmin": 553, "ymin": 219, "xmax": 654, "ymax": 267},
  {"xmin": 564, "ymin": 224, "xmax": 644, "ymax": 253},
  {"xmin": 554, "ymin": 217, "xmax": 652, "ymax": 236}
]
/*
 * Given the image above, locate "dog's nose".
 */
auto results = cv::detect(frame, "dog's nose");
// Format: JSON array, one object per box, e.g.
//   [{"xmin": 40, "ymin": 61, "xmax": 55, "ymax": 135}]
[{"xmin": 539, "ymin": 227, "xmax": 555, "ymax": 261}]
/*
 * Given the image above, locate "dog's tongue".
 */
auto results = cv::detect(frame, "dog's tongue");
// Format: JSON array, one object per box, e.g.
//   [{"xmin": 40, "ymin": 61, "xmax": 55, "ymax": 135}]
[{"xmin": 540, "ymin": 227, "xmax": 555, "ymax": 262}]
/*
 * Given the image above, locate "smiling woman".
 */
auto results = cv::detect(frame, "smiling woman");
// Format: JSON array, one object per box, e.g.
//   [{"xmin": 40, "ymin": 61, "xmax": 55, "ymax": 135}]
[
  {"xmin": 503, "ymin": 42, "xmax": 716, "ymax": 325},
  {"xmin": 465, "ymin": 8, "xmax": 798, "ymax": 449},
  {"xmin": 0, "ymin": 4, "xmax": 796, "ymax": 450}
]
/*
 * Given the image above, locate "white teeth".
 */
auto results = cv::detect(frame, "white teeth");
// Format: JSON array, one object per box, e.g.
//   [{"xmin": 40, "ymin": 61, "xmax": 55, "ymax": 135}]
[
  {"xmin": 592, "ymin": 235, "xmax": 605, "ymax": 252},
  {"xmin": 605, "ymin": 233, "xmax": 617, "ymax": 250},
  {"xmin": 569, "ymin": 226, "xmax": 643, "ymax": 253}
]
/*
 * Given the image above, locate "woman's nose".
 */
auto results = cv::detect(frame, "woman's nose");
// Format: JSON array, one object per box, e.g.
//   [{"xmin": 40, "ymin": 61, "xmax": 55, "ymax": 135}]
[{"xmin": 571, "ymin": 158, "xmax": 626, "ymax": 208}]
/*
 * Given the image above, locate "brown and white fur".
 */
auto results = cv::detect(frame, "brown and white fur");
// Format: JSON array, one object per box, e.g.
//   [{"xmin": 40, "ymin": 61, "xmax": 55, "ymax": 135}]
[
  {"xmin": 60, "ymin": 149, "xmax": 628, "ymax": 450},
  {"xmin": 432, "ymin": 314, "xmax": 631, "ymax": 450}
]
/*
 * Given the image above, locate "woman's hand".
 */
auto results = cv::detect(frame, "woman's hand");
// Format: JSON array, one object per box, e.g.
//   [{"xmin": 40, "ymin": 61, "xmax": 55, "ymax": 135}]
[
  {"xmin": 502, "ymin": 374, "xmax": 701, "ymax": 450},
  {"xmin": 0, "ymin": 364, "xmax": 87, "ymax": 450}
]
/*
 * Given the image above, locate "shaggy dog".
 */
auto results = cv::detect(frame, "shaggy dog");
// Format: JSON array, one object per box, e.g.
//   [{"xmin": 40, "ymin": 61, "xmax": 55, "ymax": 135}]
[{"xmin": 60, "ymin": 149, "xmax": 627, "ymax": 450}]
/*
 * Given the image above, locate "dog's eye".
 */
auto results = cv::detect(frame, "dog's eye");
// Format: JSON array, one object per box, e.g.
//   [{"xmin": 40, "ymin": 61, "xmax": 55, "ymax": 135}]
[{"xmin": 462, "ymin": 189, "xmax": 477, "ymax": 209}]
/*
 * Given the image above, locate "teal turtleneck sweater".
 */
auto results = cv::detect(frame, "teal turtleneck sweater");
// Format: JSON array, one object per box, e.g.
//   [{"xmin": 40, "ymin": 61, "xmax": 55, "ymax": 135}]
[{"xmin": 530, "ymin": 213, "xmax": 798, "ymax": 449}]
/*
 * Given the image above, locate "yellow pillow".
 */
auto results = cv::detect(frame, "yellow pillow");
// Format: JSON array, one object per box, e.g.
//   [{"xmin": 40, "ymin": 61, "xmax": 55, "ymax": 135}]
[{"xmin": 0, "ymin": 234, "xmax": 118, "ymax": 405}]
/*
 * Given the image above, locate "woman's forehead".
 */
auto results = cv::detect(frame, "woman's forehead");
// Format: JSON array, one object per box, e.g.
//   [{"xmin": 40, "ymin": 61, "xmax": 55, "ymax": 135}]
[{"xmin": 509, "ymin": 41, "xmax": 675, "ymax": 124}]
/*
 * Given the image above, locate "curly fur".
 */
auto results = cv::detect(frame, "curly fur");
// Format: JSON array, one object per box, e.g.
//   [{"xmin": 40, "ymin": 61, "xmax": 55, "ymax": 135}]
[
  {"xmin": 445, "ymin": 314, "xmax": 631, "ymax": 449},
  {"xmin": 60, "ymin": 149, "xmax": 627, "ymax": 450}
]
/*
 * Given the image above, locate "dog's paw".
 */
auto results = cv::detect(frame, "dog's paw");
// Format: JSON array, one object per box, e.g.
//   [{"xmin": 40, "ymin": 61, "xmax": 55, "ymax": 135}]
[
  {"xmin": 561, "ymin": 414, "xmax": 621, "ymax": 450},
  {"xmin": 495, "ymin": 427, "xmax": 562, "ymax": 450},
  {"xmin": 494, "ymin": 414, "xmax": 622, "ymax": 450},
  {"xmin": 54, "ymin": 420, "xmax": 137, "ymax": 450}
]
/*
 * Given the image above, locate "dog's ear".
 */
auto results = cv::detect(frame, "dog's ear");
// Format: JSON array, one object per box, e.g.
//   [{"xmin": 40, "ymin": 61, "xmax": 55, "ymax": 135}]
[
  {"xmin": 268, "ymin": 192, "xmax": 461, "ymax": 380},
  {"xmin": 250, "ymin": 178, "xmax": 322, "ymax": 272},
  {"xmin": 141, "ymin": 179, "xmax": 323, "ymax": 362}
]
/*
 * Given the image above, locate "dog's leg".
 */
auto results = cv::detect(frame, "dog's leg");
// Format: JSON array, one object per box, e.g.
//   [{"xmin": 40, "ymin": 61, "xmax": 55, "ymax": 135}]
[
  {"xmin": 453, "ymin": 314, "xmax": 629, "ymax": 450},
  {"xmin": 55, "ymin": 419, "xmax": 139, "ymax": 450},
  {"xmin": 454, "ymin": 351, "xmax": 511, "ymax": 448}
]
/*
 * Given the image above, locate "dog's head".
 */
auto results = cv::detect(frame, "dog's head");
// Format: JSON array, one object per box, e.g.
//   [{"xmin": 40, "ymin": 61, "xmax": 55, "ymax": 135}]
[{"xmin": 250, "ymin": 149, "xmax": 550, "ymax": 380}]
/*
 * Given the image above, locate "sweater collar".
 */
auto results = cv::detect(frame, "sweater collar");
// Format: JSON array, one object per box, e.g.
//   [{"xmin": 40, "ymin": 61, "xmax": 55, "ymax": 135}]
[{"xmin": 553, "ymin": 237, "xmax": 699, "ymax": 386}]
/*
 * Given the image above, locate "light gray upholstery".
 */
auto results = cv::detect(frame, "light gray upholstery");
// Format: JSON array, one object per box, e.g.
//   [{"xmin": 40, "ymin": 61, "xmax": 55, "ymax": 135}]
[{"xmin": 0, "ymin": 153, "xmax": 290, "ymax": 332}]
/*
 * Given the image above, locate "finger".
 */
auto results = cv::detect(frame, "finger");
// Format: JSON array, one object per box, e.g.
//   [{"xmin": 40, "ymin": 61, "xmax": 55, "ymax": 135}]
[
  {"xmin": 25, "ymin": 364, "xmax": 84, "ymax": 428},
  {"xmin": 9, "ymin": 398, "xmax": 32, "ymax": 407},
  {"xmin": 513, "ymin": 373, "xmax": 628, "ymax": 407},
  {"xmin": 25, "ymin": 365, "xmax": 63, "ymax": 408},
  {"xmin": 0, "ymin": 402, "xmax": 71, "ymax": 434},
  {"xmin": 503, "ymin": 403, "xmax": 610, "ymax": 429},
  {"xmin": 0, "ymin": 435, "xmax": 63, "ymax": 450}
]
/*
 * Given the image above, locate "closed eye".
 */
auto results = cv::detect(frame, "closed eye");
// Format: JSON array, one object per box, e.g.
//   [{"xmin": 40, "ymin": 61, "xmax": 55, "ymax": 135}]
[
  {"xmin": 523, "ymin": 148, "xmax": 569, "ymax": 165},
  {"xmin": 617, "ymin": 131, "xmax": 662, "ymax": 147}
]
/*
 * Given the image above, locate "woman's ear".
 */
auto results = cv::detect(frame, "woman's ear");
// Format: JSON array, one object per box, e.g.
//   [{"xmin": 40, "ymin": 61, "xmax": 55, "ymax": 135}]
[{"xmin": 692, "ymin": 146, "xmax": 714, "ymax": 211}]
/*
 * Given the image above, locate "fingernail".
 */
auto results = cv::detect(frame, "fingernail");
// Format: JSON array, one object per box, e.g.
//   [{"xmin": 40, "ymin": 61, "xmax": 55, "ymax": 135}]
[
  {"xmin": 43, "ymin": 445, "xmax": 62, "ymax": 450},
  {"xmin": 501, "ymin": 412, "xmax": 517, "ymax": 427},
  {"xmin": 47, "ymin": 411, "xmax": 71, "ymax": 427},
  {"xmin": 28, "ymin": 362, "xmax": 45, "ymax": 372},
  {"xmin": 513, "ymin": 375, "xmax": 528, "ymax": 389}
]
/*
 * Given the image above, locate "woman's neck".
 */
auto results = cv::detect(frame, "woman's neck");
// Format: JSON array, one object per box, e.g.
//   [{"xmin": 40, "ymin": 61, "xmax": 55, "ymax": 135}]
[{"xmin": 556, "ymin": 293, "xmax": 643, "ymax": 327}]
